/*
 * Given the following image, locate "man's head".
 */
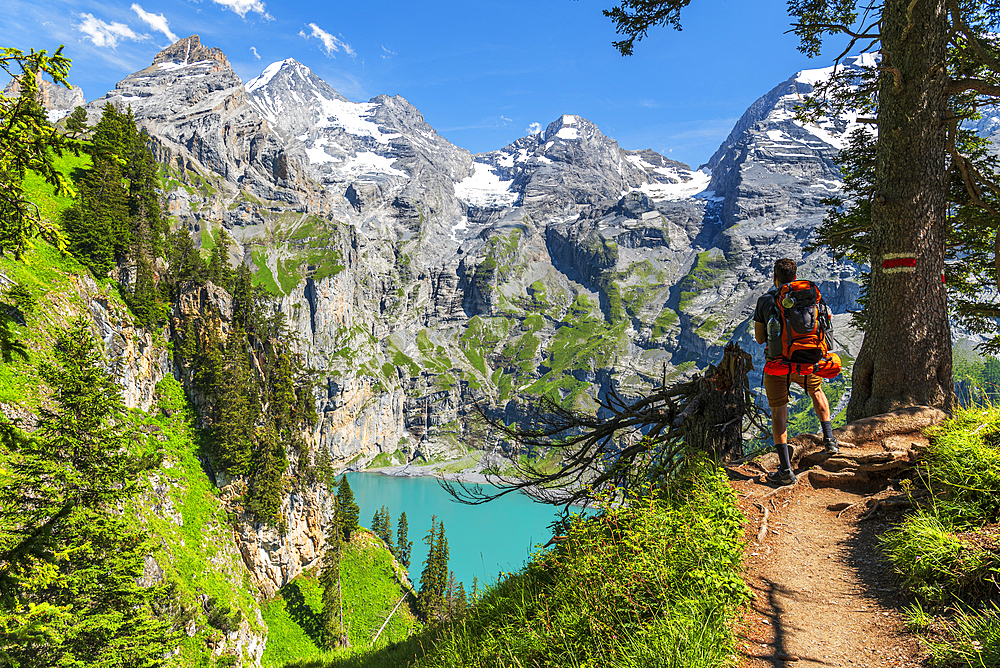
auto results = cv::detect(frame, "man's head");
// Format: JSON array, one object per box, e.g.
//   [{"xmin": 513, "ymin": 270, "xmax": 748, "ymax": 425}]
[{"xmin": 774, "ymin": 258, "xmax": 797, "ymax": 286}]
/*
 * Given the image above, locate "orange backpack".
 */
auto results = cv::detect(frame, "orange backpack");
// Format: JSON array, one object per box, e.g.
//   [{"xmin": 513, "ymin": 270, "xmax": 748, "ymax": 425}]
[{"xmin": 763, "ymin": 280, "xmax": 842, "ymax": 379}]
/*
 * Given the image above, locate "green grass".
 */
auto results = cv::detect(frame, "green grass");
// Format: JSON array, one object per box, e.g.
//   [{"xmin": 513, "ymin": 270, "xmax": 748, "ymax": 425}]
[
  {"xmin": 262, "ymin": 532, "xmax": 419, "ymax": 667},
  {"xmin": 0, "ymin": 241, "xmax": 120, "ymax": 408},
  {"xmin": 22, "ymin": 150, "xmax": 92, "ymax": 223},
  {"xmin": 651, "ymin": 309, "xmax": 680, "ymax": 340},
  {"xmin": 881, "ymin": 405, "xmax": 1000, "ymax": 666},
  {"xmin": 677, "ymin": 251, "xmax": 730, "ymax": 313},
  {"xmin": 315, "ymin": 457, "xmax": 749, "ymax": 668},
  {"xmin": 252, "ymin": 249, "xmax": 283, "ymax": 295},
  {"xmin": 132, "ymin": 377, "xmax": 264, "ymax": 665}
]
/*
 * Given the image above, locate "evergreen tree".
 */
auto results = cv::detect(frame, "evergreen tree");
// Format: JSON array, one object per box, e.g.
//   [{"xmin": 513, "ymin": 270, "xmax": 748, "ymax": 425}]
[
  {"xmin": 205, "ymin": 327, "xmax": 257, "ymax": 474},
  {"xmin": 126, "ymin": 255, "xmax": 162, "ymax": 329},
  {"xmin": 0, "ymin": 317, "xmax": 176, "ymax": 666},
  {"xmin": 65, "ymin": 105, "xmax": 87, "ymax": 134},
  {"xmin": 206, "ymin": 228, "xmax": 235, "ymax": 291},
  {"xmin": 245, "ymin": 419, "xmax": 287, "ymax": 524},
  {"xmin": 0, "ymin": 46, "xmax": 83, "ymax": 258},
  {"xmin": 396, "ymin": 511, "xmax": 412, "ymax": 569},
  {"xmin": 417, "ymin": 517, "xmax": 450, "ymax": 622},
  {"xmin": 371, "ymin": 505, "xmax": 392, "ymax": 548},
  {"xmin": 335, "ymin": 475, "xmax": 359, "ymax": 542}
]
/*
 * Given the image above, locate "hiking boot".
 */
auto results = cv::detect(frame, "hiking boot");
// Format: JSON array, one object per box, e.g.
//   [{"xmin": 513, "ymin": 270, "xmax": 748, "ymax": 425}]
[
  {"xmin": 766, "ymin": 468, "xmax": 797, "ymax": 486},
  {"xmin": 823, "ymin": 437, "xmax": 840, "ymax": 455}
]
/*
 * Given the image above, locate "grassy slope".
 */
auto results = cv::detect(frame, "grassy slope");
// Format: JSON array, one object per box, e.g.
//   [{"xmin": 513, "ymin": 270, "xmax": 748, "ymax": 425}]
[
  {"xmin": 261, "ymin": 530, "xmax": 419, "ymax": 667},
  {"xmin": 21, "ymin": 150, "xmax": 91, "ymax": 224},
  {"xmin": 134, "ymin": 376, "xmax": 266, "ymax": 665},
  {"xmin": 882, "ymin": 405, "xmax": 1000, "ymax": 667},
  {"xmin": 307, "ymin": 458, "xmax": 748, "ymax": 668}
]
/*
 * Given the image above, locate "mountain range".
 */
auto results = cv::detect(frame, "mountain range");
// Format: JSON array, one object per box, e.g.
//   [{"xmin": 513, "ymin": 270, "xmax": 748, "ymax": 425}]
[{"xmin": 21, "ymin": 34, "xmax": 905, "ymax": 604}]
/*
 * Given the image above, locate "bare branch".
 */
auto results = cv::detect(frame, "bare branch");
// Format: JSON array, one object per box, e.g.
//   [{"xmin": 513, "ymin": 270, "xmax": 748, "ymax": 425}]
[{"xmin": 442, "ymin": 343, "xmax": 764, "ymax": 511}]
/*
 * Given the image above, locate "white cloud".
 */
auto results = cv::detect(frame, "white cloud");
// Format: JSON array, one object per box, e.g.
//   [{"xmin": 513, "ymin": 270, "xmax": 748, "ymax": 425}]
[
  {"xmin": 211, "ymin": 0, "xmax": 269, "ymax": 19},
  {"xmin": 250, "ymin": 46, "xmax": 260, "ymax": 59},
  {"xmin": 381, "ymin": 45, "xmax": 396, "ymax": 59},
  {"xmin": 526, "ymin": 122, "xmax": 543, "ymax": 135},
  {"xmin": 302, "ymin": 23, "xmax": 355, "ymax": 57},
  {"xmin": 131, "ymin": 4, "xmax": 178, "ymax": 44},
  {"xmin": 500, "ymin": 115, "xmax": 512, "ymax": 124},
  {"xmin": 76, "ymin": 13, "xmax": 148, "ymax": 48}
]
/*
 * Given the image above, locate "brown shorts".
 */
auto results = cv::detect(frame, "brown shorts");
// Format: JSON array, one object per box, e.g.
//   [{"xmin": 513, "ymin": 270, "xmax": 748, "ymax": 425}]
[{"xmin": 763, "ymin": 371, "xmax": 822, "ymax": 408}]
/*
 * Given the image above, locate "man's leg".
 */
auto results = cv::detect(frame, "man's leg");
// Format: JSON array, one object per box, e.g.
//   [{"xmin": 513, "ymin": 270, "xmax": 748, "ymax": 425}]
[
  {"xmin": 763, "ymin": 374, "xmax": 795, "ymax": 480},
  {"xmin": 771, "ymin": 402, "xmax": 794, "ymax": 473},
  {"xmin": 806, "ymin": 379, "xmax": 838, "ymax": 453},
  {"xmin": 808, "ymin": 384, "xmax": 831, "ymax": 421}
]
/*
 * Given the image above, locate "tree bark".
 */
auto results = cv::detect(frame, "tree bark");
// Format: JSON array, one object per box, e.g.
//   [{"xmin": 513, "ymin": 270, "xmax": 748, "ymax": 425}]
[{"xmin": 847, "ymin": 0, "xmax": 955, "ymax": 419}]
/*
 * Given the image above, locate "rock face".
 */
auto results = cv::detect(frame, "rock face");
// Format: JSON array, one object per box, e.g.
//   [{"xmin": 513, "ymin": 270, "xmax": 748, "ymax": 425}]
[
  {"xmin": 87, "ymin": 35, "xmax": 315, "ymax": 213},
  {"xmin": 3, "ymin": 72, "xmax": 86, "ymax": 122},
  {"xmin": 98, "ymin": 37, "xmax": 890, "ymax": 605}
]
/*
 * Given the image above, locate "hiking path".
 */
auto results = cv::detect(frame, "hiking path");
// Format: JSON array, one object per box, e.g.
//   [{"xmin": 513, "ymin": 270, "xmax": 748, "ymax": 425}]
[{"xmin": 729, "ymin": 407, "xmax": 946, "ymax": 668}]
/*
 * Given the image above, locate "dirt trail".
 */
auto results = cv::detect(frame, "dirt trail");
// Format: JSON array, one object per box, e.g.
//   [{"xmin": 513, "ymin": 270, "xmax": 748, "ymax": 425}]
[{"xmin": 729, "ymin": 407, "xmax": 946, "ymax": 668}]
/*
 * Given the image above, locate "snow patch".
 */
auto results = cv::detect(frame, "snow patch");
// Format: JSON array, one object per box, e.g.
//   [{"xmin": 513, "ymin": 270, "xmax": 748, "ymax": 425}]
[
  {"xmin": 315, "ymin": 96, "xmax": 400, "ymax": 144},
  {"xmin": 305, "ymin": 146, "xmax": 339, "ymax": 165},
  {"xmin": 556, "ymin": 126, "xmax": 579, "ymax": 140},
  {"xmin": 454, "ymin": 162, "xmax": 518, "ymax": 209},
  {"xmin": 450, "ymin": 216, "xmax": 470, "ymax": 242},
  {"xmin": 339, "ymin": 151, "xmax": 407, "ymax": 179},
  {"xmin": 632, "ymin": 169, "xmax": 712, "ymax": 201}
]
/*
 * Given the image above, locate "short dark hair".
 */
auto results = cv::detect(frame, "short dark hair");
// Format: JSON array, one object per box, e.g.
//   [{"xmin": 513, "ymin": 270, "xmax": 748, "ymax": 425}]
[{"xmin": 774, "ymin": 258, "xmax": 797, "ymax": 285}]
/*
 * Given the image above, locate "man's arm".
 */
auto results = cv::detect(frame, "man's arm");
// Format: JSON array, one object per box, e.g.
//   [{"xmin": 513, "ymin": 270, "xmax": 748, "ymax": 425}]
[{"xmin": 754, "ymin": 321, "xmax": 767, "ymax": 344}]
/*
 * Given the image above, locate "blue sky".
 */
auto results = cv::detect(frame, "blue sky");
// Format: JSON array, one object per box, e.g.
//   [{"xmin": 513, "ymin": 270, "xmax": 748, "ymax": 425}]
[{"xmin": 2, "ymin": 0, "xmax": 850, "ymax": 168}]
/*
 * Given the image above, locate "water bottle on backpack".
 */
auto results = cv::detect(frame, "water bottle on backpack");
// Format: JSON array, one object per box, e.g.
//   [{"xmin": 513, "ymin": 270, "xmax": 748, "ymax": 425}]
[{"xmin": 767, "ymin": 315, "xmax": 781, "ymax": 359}]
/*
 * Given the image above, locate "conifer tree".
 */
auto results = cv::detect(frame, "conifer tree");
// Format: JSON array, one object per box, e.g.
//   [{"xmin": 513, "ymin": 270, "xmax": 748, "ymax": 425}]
[
  {"xmin": 0, "ymin": 46, "xmax": 82, "ymax": 258},
  {"xmin": 65, "ymin": 105, "xmax": 87, "ymax": 134},
  {"xmin": 417, "ymin": 517, "xmax": 450, "ymax": 622},
  {"xmin": 371, "ymin": 505, "xmax": 392, "ymax": 548},
  {"xmin": 0, "ymin": 316, "xmax": 176, "ymax": 666},
  {"xmin": 335, "ymin": 475, "xmax": 359, "ymax": 542},
  {"xmin": 245, "ymin": 419, "xmax": 287, "ymax": 524},
  {"xmin": 396, "ymin": 511, "xmax": 411, "ymax": 569}
]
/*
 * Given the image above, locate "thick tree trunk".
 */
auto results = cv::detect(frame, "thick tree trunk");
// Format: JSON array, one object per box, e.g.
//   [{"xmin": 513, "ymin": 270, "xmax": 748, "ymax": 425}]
[{"xmin": 847, "ymin": 0, "xmax": 955, "ymax": 420}]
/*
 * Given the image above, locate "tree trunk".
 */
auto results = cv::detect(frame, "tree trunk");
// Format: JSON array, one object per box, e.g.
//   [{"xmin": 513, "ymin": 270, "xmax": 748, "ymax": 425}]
[{"xmin": 847, "ymin": 0, "xmax": 955, "ymax": 420}]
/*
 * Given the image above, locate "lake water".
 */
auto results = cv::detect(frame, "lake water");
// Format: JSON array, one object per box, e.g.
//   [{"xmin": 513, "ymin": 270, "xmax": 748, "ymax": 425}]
[{"xmin": 343, "ymin": 472, "xmax": 563, "ymax": 592}]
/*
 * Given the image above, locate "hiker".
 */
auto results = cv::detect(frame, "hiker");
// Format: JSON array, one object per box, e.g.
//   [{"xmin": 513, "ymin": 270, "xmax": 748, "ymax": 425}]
[{"xmin": 753, "ymin": 258, "xmax": 840, "ymax": 485}]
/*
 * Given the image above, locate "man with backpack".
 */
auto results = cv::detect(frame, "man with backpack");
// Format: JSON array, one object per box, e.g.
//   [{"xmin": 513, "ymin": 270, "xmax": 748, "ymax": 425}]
[{"xmin": 753, "ymin": 258, "xmax": 841, "ymax": 485}]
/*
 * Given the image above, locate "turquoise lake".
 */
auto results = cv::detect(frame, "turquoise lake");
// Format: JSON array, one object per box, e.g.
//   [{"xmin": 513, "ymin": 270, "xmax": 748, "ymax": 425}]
[{"xmin": 344, "ymin": 472, "xmax": 563, "ymax": 591}]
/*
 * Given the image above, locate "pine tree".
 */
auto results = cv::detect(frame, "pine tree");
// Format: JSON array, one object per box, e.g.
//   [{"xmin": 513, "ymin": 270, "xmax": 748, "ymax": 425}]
[
  {"xmin": 0, "ymin": 316, "xmax": 176, "ymax": 666},
  {"xmin": 65, "ymin": 105, "xmax": 87, "ymax": 134},
  {"xmin": 417, "ymin": 517, "xmax": 441, "ymax": 621},
  {"xmin": 0, "ymin": 46, "xmax": 83, "ymax": 258},
  {"xmin": 371, "ymin": 505, "xmax": 392, "ymax": 548},
  {"xmin": 335, "ymin": 475, "xmax": 359, "ymax": 542},
  {"xmin": 417, "ymin": 517, "xmax": 450, "ymax": 622},
  {"xmin": 245, "ymin": 419, "xmax": 287, "ymax": 524},
  {"xmin": 396, "ymin": 511, "xmax": 411, "ymax": 569}
]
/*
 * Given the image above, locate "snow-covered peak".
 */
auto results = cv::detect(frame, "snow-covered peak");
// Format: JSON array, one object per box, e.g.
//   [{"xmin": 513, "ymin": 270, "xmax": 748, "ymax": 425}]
[
  {"xmin": 544, "ymin": 114, "xmax": 587, "ymax": 142},
  {"xmin": 245, "ymin": 59, "xmax": 296, "ymax": 93}
]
